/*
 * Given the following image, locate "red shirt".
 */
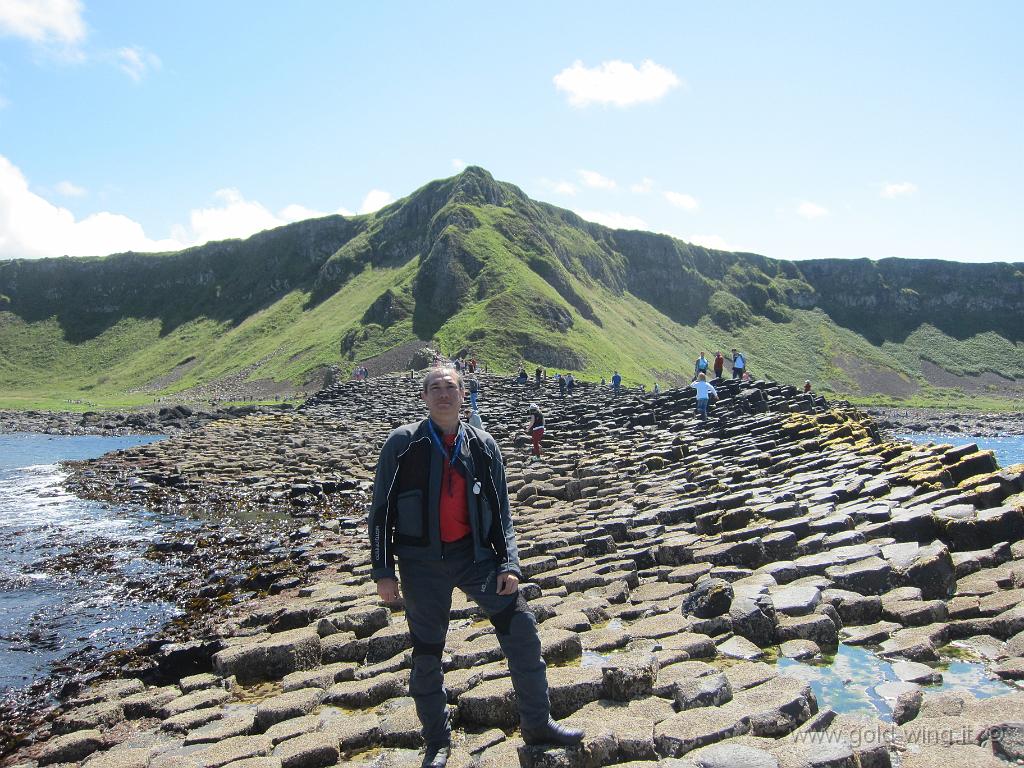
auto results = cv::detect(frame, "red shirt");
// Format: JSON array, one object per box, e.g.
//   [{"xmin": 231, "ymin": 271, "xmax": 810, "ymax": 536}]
[{"xmin": 439, "ymin": 433, "xmax": 471, "ymax": 542}]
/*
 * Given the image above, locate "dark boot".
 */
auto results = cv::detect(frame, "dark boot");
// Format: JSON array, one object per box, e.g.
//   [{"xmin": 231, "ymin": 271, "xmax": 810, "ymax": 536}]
[
  {"xmin": 522, "ymin": 718, "xmax": 585, "ymax": 746},
  {"xmin": 421, "ymin": 742, "xmax": 450, "ymax": 768}
]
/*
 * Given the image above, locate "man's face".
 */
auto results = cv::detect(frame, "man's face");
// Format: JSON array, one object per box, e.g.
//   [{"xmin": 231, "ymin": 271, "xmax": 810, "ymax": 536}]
[{"xmin": 422, "ymin": 371, "xmax": 464, "ymax": 423}]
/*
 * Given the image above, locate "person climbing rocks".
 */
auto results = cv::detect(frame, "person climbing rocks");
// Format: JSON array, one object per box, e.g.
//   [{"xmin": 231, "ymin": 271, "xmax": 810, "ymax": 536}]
[
  {"xmin": 525, "ymin": 403, "xmax": 545, "ymax": 461},
  {"xmin": 694, "ymin": 352, "xmax": 710, "ymax": 380},
  {"xmin": 468, "ymin": 376, "xmax": 480, "ymax": 409},
  {"xmin": 731, "ymin": 349, "xmax": 746, "ymax": 380},
  {"xmin": 611, "ymin": 371, "xmax": 622, "ymax": 394},
  {"xmin": 369, "ymin": 367, "xmax": 583, "ymax": 768},
  {"xmin": 557, "ymin": 374, "xmax": 566, "ymax": 397},
  {"xmin": 566, "ymin": 373, "xmax": 576, "ymax": 396},
  {"xmin": 690, "ymin": 372, "xmax": 718, "ymax": 420},
  {"xmin": 713, "ymin": 351, "xmax": 725, "ymax": 380},
  {"xmin": 653, "ymin": 382, "xmax": 660, "ymax": 395},
  {"xmin": 516, "ymin": 368, "xmax": 529, "ymax": 385}
]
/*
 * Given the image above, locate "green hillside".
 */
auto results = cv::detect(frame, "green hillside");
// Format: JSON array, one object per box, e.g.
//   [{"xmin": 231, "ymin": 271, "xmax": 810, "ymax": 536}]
[{"xmin": 1, "ymin": 167, "xmax": 1022, "ymax": 411}]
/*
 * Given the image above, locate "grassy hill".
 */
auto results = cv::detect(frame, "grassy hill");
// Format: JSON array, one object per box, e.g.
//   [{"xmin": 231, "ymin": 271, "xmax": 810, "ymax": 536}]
[{"xmin": 1, "ymin": 167, "xmax": 1022, "ymax": 411}]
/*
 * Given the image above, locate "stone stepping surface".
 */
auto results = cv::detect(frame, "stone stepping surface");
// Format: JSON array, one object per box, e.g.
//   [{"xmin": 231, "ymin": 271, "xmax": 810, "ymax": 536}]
[{"xmin": 15, "ymin": 372, "xmax": 1024, "ymax": 767}]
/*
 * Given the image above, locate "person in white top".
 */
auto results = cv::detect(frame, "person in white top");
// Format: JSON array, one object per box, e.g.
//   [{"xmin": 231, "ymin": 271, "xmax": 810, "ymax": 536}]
[{"xmin": 689, "ymin": 372, "xmax": 718, "ymax": 419}]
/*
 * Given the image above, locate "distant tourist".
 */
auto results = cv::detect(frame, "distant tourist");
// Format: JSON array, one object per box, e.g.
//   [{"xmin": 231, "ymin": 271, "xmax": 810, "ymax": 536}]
[
  {"xmin": 468, "ymin": 376, "xmax": 480, "ymax": 409},
  {"xmin": 690, "ymin": 372, "xmax": 718, "ymax": 419},
  {"xmin": 611, "ymin": 371, "xmax": 622, "ymax": 394},
  {"xmin": 653, "ymin": 382, "xmax": 660, "ymax": 395},
  {"xmin": 525, "ymin": 403, "xmax": 545, "ymax": 461},
  {"xmin": 741, "ymin": 370, "xmax": 752, "ymax": 383},
  {"xmin": 713, "ymin": 351, "xmax": 725, "ymax": 380},
  {"xmin": 535, "ymin": 367, "xmax": 543, "ymax": 387},
  {"xmin": 556, "ymin": 374, "xmax": 566, "ymax": 397},
  {"xmin": 694, "ymin": 352, "xmax": 710, "ymax": 380},
  {"xmin": 516, "ymin": 367, "xmax": 529, "ymax": 385},
  {"xmin": 731, "ymin": 349, "xmax": 746, "ymax": 380},
  {"xmin": 566, "ymin": 373, "xmax": 576, "ymax": 396},
  {"xmin": 803, "ymin": 380, "xmax": 812, "ymax": 394}
]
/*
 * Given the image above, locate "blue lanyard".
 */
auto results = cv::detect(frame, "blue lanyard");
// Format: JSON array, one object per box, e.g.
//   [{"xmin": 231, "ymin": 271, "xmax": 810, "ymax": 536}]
[
  {"xmin": 427, "ymin": 420, "xmax": 463, "ymax": 489},
  {"xmin": 425, "ymin": 421, "xmax": 462, "ymax": 468}
]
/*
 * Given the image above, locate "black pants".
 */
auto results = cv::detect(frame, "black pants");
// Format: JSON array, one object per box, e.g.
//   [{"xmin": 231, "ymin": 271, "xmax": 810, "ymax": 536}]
[{"xmin": 399, "ymin": 538, "xmax": 550, "ymax": 746}]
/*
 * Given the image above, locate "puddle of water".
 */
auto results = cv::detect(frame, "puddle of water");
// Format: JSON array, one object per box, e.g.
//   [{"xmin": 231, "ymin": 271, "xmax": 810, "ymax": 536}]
[{"xmin": 775, "ymin": 643, "xmax": 1019, "ymax": 720}]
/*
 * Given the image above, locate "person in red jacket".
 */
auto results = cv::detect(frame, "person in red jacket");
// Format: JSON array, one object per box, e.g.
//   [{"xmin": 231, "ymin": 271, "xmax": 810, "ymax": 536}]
[{"xmin": 713, "ymin": 351, "xmax": 725, "ymax": 379}]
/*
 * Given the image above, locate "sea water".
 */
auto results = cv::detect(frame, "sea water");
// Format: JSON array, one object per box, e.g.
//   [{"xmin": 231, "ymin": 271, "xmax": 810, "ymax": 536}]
[{"xmin": 0, "ymin": 433, "xmax": 183, "ymax": 700}]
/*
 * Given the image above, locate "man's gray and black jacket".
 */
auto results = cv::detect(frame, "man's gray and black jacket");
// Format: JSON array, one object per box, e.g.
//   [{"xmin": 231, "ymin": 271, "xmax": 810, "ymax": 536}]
[{"xmin": 369, "ymin": 419, "xmax": 521, "ymax": 582}]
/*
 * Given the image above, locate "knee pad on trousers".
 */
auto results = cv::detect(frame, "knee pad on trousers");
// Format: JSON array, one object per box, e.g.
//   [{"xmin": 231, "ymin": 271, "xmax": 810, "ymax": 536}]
[
  {"xmin": 489, "ymin": 592, "xmax": 533, "ymax": 636},
  {"xmin": 411, "ymin": 632, "xmax": 444, "ymax": 659}
]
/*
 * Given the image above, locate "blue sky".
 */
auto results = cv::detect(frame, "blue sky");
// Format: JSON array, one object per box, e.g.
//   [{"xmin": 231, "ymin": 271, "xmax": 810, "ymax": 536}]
[{"xmin": 0, "ymin": 1, "xmax": 1021, "ymax": 262}]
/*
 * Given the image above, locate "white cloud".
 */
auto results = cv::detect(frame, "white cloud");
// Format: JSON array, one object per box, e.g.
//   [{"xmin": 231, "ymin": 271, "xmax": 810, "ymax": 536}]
[
  {"xmin": 0, "ymin": 0, "xmax": 85, "ymax": 46},
  {"xmin": 631, "ymin": 178, "xmax": 655, "ymax": 194},
  {"xmin": 687, "ymin": 234, "xmax": 731, "ymax": 250},
  {"xmin": 0, "ymin": 154, "xmax": 181, "ymax": 259},
  {"xmin": 279, "ymin": 203, "xmax": 328, "ymax": 222},
  {"xmin": 359, "ymin": 189, "xmax": 394, "ymax": 214},
  {"xmin": 664, "ymin": 190, "xmax": 699, "ymax": 211},
  {"xmin": 175, "ymin": 188, "xmax": 281, "ymax": 244},
  {"xmin": 578, "ymin": 169, "xmax": 617, "ymax": 190},
  {"xmin": 55, "ymin": 179, "xmax": 86, "ymax": 197},
  {"xmin": 796, "ymin": 201, "xmax": 829, "ymax": 219},
  {"xmin": 451, "ymin": 158, "xmax": 467, "ymax": 171},
  {"xmin": 554, "ymin": 59, "xmax": 682, "ymax": 108},
  {"xmin": 116, "ymin": 45, "xmax": 161, "ymax": 82},
  {"xmin": 574, "ymin": 209, "xmax": 648, "ymax": 231},
  {"xmin": 539, "ymin": 178, "xmax": 577, "ymax": 196},
  {"xmin": 880, "ymin": 181, "xmax": 917, "ymax": 199}
]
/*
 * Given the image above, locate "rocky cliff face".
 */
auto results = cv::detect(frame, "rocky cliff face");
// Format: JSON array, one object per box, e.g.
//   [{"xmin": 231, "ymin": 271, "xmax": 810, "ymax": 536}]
[{"xmin": 795, "ymin": 258, "xmax": 1024, "ymax": 343}]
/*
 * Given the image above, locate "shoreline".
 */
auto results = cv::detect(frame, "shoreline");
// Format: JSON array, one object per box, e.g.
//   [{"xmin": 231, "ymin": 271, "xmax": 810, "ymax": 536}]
[{"xmin": 865, "ymin": 406, "xmax": 1024, "ymax": 439}]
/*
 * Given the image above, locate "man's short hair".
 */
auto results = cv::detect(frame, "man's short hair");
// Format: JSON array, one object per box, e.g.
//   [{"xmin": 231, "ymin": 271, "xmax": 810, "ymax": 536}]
[{"xmin": 422, "ymin": 366, "xmax": 465, "ymax": 392}]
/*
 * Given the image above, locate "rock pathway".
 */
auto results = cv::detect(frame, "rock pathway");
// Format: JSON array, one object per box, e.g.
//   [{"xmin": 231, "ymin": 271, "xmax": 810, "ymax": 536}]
[{"xmin": 7, "ymin": 373, "xmax": 1024, "ymax": 767}]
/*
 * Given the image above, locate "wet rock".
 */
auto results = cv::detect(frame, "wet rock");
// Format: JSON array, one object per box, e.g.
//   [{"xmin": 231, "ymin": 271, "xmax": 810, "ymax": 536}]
[
  {"xmin": 730, "ymin": 595, "xmax": 777, "ymax": 646},
  {"xmin": 780, "ymin": 640, "xmax": 821, "ymax": 660},
  {"xmin": 682, "ymin": 579, "xmax": 734, "ymax": 619},
  {"xmin": 892, "ymin": 661, "xmax": 942, "ymax": 685},
  {"xmin": 718, "ymin": 636, "xmax": 764, "ymax": 660},
  {"xmin": 776, "ymin": 613, "xmax": 838, "ymax": 648}
]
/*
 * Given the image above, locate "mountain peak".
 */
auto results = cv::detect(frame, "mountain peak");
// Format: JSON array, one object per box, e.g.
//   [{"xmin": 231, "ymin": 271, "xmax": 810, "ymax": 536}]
[{"xmin": 447, "ymin": 165, "xmax": 510, "ymax": 207}]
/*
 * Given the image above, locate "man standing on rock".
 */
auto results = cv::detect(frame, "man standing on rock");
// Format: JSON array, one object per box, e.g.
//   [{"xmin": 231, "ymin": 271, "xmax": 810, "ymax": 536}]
[{"xmin": 369, "ymin": 367, "xmax": 583, "ymax": 767}]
